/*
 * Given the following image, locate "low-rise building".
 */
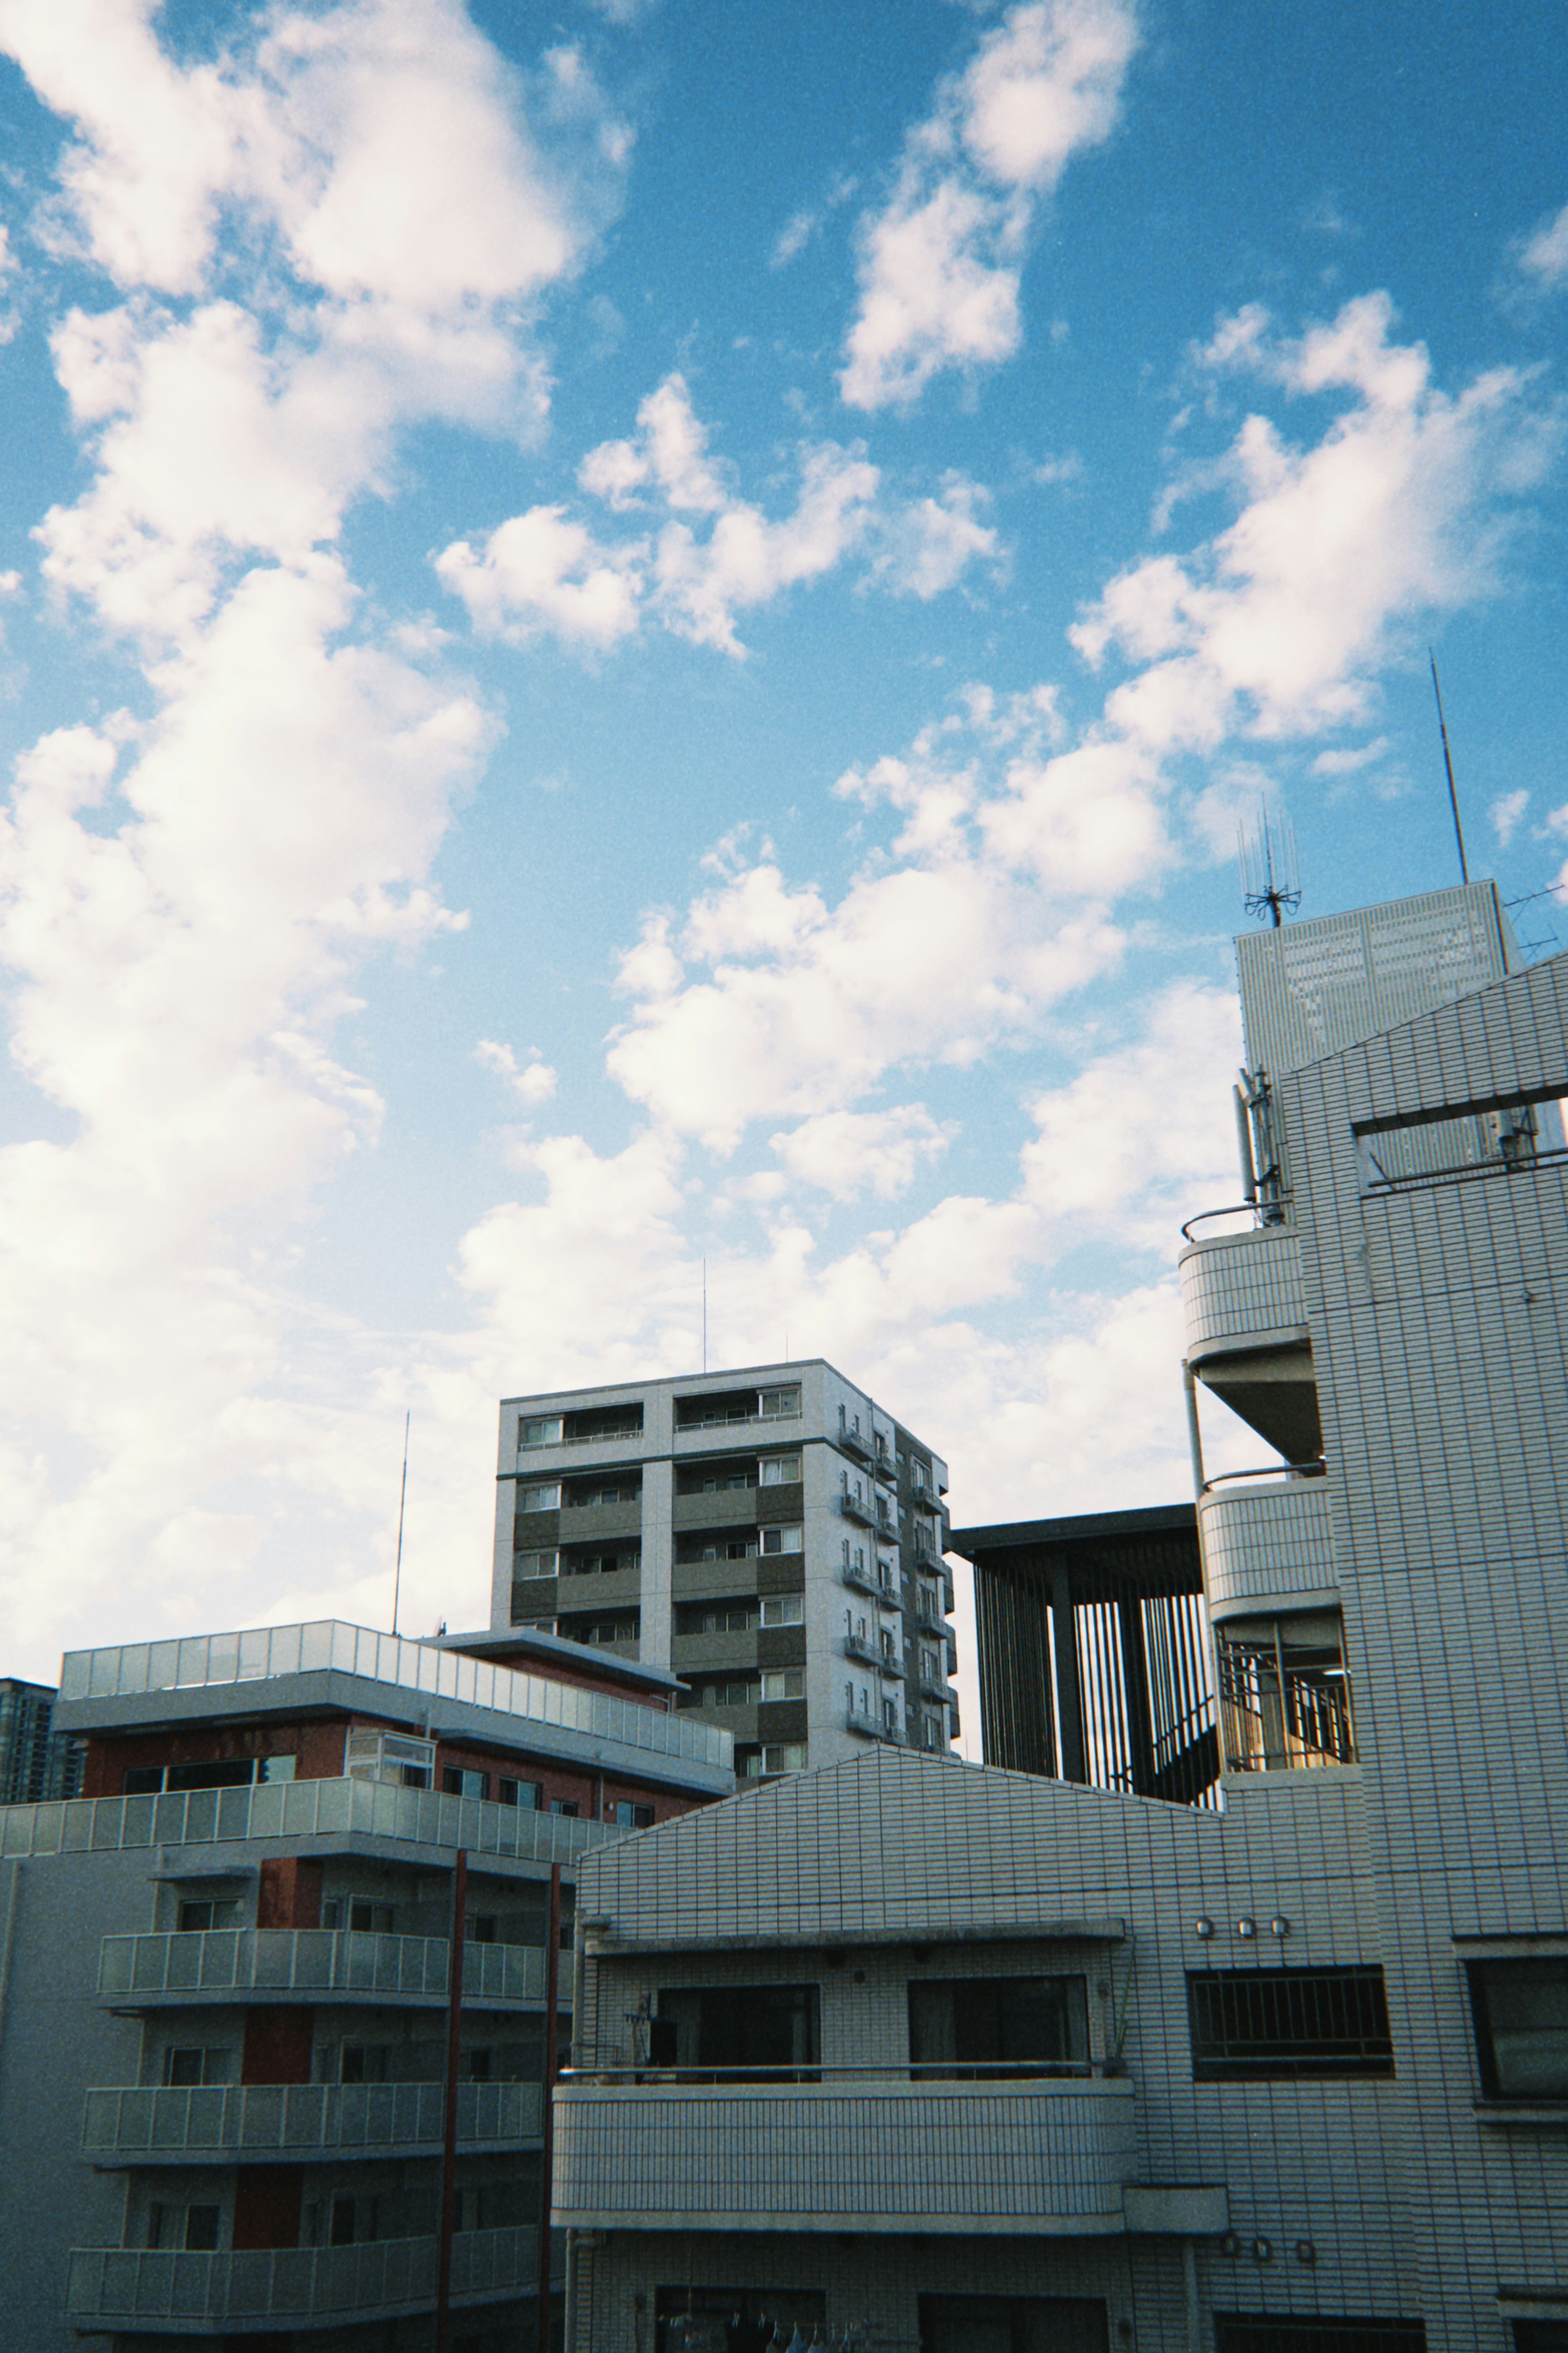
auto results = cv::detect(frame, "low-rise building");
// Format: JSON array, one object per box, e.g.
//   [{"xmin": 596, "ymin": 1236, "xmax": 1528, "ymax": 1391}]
[{"xmin": 0, "ymin": 1615, "xmax": 732, "ymax": 2351}]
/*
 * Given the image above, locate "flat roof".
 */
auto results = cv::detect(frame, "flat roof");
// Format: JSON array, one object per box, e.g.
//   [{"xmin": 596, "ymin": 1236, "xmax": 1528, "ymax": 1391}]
[
  {"xmin": 434, "ymin": 1625, "xmax": 683, "ymax": 1694},
  {"xmin": 948, "ymin": 1502, "xmax": 1196, "ymax": 1558}
]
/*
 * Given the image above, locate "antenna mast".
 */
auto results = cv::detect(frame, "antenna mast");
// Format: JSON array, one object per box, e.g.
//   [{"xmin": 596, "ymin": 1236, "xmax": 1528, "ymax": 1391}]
[
  {"xmin": 1239, "ymin": 805, "xmax": 1301, "ymax": 928},
  {"xmin": 1429, "ymin": 652, "xmax": 1469, "ymax": 885},
  {"xmin": 391, "ymin": 1410, "xmax": 410, "ymax": 1638}
]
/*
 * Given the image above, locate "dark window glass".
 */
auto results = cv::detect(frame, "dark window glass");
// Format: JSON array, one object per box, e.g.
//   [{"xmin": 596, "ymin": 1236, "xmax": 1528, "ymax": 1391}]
[
  {"xmin": 1213, "ymin": 2324, "xmax": 1426, "ymax": 2353},
  {"xmin": 177, "ymin": 1900, "xmax": 217, "ymax": 1933},
  {"xmin": 550, "ymin": 1798, "xmax": 581, "ymax": 1818},
  {"xmin": 497, "ymin": 1778, "xmax": 542, "ymax": 1811},
  {"xmin": 1514, "ymin": 2329, "xmax": 1568, "ymax": 2351},
  {"xmin": 340, "ymin": 2045, "xmax": 388, "ymax": 2083},
  {"xmin": 1188, "ymin": 1967, "xmax": 1394, "ymax": 2080},
  {"xmin": 1468, "ymin": 1957, "xmax": 1568, "ymax": 2098},
  {"xmin": 348, "ymin": 1900, "xmax": 395, "ymax": 1934},
  {"xmin": 615, "ymin": 1801, "xmax": 655, "ymax": 1828},
  {"xmin": 122, "ymin": 1766, "xmax": 164, "ymax": 1795},
  {"xmin": 908, "ymin": 1978, "xmax": 1088, "ymax": 2076},
  {"xmin": 165, "ymin": 2047, "xmax": 205, "ymax": 2087},
  {"xmin": 656, "ymin": 1983, "xmax": 819, "ymax": 2076},
  {"xmin": 920, "ymin": 2294, "xmax": 1109, "ymax": 2353},
  {"xmin": 184, "ymin": 2206, "xmax": 221, "ymax": 2253},
  {"xmin": 468, "ymin": 1914, "xmax": 499, "ymax": 1944},
  {"xmin": 330, "ymin": 2194, "xmax": 357, "ymax": 2246},
  {"xmin": 443, "ymin": 1766, "xmax": 488, "ymax": 1800},
  {"xmin": 165, "ymin": 1760, "xmax": 258, "ymax": 1792}
]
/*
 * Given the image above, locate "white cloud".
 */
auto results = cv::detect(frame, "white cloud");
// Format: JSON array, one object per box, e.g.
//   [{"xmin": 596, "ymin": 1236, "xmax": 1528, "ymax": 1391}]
[
  {"xmin": 441, "ymin": 375, "xmax": 995, "ymax": 658},
  {"xmin": 436, "ymin": 506, "xmax": 644, "ymax": 647},
  {"xmin": 770, "ymin": 1105, "xmax": 953, "ymax": 1201},
  {"xmin": 1490, "ymin": 787, "xmax": 1528, "ymax": 848},
  {"xmin": 840, "ymin": 0, "xmax": 1138, "ymax": 410},
  {"xmin": 475, "ymin": 1039, "xmax": 559, "ymax": 1105},
  {"xmin": 1311, "ymin": 737, "xmax": 1390, "ymax": 777},
  {"xmin": 1518, "ymin": 201, "xmax": 1568, "ymax": 292}
]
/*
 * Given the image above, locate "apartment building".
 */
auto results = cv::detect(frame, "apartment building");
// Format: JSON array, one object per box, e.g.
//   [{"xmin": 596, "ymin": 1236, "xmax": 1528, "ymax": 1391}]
[
  {"xmin": 0, "ymin": 1615, "xmax": 732, "ymax": 2351},
  {"xmin": 493, "ymin": 1363, "xmax": 958, "ymax": 1781},
  {"xmin": 550, "ymin": 879, "xmax": 1568, "ymax": 2353}
]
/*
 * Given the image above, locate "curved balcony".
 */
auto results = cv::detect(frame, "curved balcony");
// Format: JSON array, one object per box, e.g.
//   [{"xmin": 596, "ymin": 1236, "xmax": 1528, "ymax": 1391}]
[
  {"xmin": 1198, "ymin": 1467, "xmax": 1337, "ymax": 1616},
  {"xmin": 83, "ymin": 2079, "xmax": 542, "ymax": 2164},
  {"xmin": 65, "ymin": 2225, "xmax": 537, "ymax": 2328},
  {"xmin": 98, "ymin": 1927, "xmax": 546, "ymax": 2010},
  {"xmin": 1179, "ymin": 1218, "xmax": 1305, "ymax": 1364},
  {"xmin": 552, "ymin": 2070, "xmax": 1137, "ymax": 2235}
]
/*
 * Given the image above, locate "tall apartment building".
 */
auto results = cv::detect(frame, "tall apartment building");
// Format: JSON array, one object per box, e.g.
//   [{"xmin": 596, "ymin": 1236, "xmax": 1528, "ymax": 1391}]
[
  {"xmin": 0, "ymin": 1614, "xmax": 732, "ymax": 2351},
  {"xmin": 550, "ymin": 879, "xmax": 1568, "ymax": 2353},
  {"xmin": 0, "ymin": 1673, "xmax": 62, "ymax": 1802},
  {"xmin": 492, "ymin": 1363, "xmax": 958, "ymax": 1780}
]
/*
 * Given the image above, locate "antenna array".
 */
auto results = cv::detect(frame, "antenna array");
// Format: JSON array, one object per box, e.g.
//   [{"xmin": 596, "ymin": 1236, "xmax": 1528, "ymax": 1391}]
[{"xmin": 1238, "ymin": 805, "xmax": 1302, "ymax": 928}]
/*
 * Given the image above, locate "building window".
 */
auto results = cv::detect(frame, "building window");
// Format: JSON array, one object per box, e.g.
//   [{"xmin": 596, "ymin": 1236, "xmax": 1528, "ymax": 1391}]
[
  {"xmin": 759, "ymin": 1454, "xmax": 802, "ymax": 1485},
  {"xmin": 759, "ymin": 1595, "xmax": 803, "ymax": 1627},
  {"xmin": 655, "ymin": 1983, "xmax": 819, "ymax": 2074},
  {"xmin": 442, "ymin": 1766, "xmax": 489, "ymax": 1800},
  {"xmin": 1187, "ymin": 1967, "xmax": 1394, "ymax": 2080},
  {"xmin": 184, "ymin": 2206, "xmax": 222, "ymax": 2253},
  {"xmin": 921, "ymin": 2297, "xmax": 1107, "ymax": 2353},
  {"xmin": 760, "ymin": 1524, "xmax": 803, "ymax": 1555},
  {"xmin": 164, "ymin": 2046, "xmax": 234, "ymax": 2087},
  {"xmin": 1213, "ymin": 2324, "xmax": 1427, "ymax": 2353},
  {"xmin": 325, "ymin": 1899, "xmax": 396, "ymax": 1935},
  {"xmin": 737, "ymin": 1744, "xmax": 808, "ymax": 1778},
  {"xmin": 613, "ymin": 1800, "xmax": 655, "ymax": 1827},
  {"xmin": 909, "ymin": 1976, "xmax": 1089, "ymax": 2077},
  {"xmin": 176, "ymin": 1897, "xmax": 242, "ymax": 1933},
  {"xmin": 519, "ymin": 1416, "xmax": 564, "ymax": 1448},
  {"xmin": 497, "ymin": 1777, "xmax": 542, "ymax": 1810},
  {"xmin": 761, "ymin": 1669, "xmax": 804, "ymax": 1702},
  {"xmin": 677, "ymin": 1601, "xmax": 759, "ymax": 1635},
  {"xmin": 513, "ymin": 1549, "xmax": 559, "ymax": 1578},
  {"xmin": 518, "ymin": 1481, "xmax": 561, "ymax": 1512},
  {"xmin": 760, "ymin": 1385, "xmax": 801, "ymax": 1418},
  {"xmin": 689, "ymin": 1677, "xmax": 762, "ymax": 1708},
  {"xmin": 339, "ymin": 2044, "xmax": 390, "ymax": 2083},
  {"xmin": 1467, "ymin": 1957, "xmax": 1568, "ymax": 2099},
  {"xmin": 550, "ymin": 1797, "xmax": 580, "ymax": 1817},
  {"xmin": 1216, "ymin": 1611, "xmax": 1355, "ymax": 1773}
]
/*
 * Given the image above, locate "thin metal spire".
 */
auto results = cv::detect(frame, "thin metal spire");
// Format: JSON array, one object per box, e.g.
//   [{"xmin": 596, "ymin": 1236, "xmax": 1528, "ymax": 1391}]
[
  {"xmin": 1430, "ymin": 651, "xmax": 1469, "ymax": 885},
  {"xmin": 391, "ymin": 1410, "xmax": 410, "ymax": 1637}
]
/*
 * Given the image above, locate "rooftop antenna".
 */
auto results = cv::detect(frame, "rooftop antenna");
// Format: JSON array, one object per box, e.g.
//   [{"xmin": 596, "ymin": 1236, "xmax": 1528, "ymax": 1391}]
[
  {"xmin": 1239, "ymin": 804, "xmax": 1301, "ymax": 927},
  {"xmin": 1429, "ymin": 651, "xmax": 1470, "ymax": 885},
  {"xmin": 390, "ymin": 1410, "xmax": 410, "ymax": 1638}
]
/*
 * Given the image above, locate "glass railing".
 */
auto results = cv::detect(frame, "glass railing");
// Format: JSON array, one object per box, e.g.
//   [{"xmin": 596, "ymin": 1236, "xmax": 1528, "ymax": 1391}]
[
  {"xmin": 98, "ymin": 1926, "xmax": 548, "ymax": 2004},
  {"xmin": 1, "ymin": 1772, "xmax": 604, "ymax": 1865},
  {"xmin": 57, "ymin": 1619, "xmax": 731, "ymax": 1773},
  {"xmin": 66, "ymin": 2226, "xmax": 537, "ymax": 2321},
  {"xmin": 83, "ymin": 2078, "xmax": 542, "ymax": 2157}
]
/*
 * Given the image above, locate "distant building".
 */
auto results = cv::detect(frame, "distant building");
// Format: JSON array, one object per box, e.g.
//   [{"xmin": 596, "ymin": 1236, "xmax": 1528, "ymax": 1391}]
[
  {"xmin": 494, "ymin": 1363, "xmax": 958, "ymax": 1779},
  {"xmin": 552, "ymin": 880, "xmax": 1568, "ymax": 2353},
  {"xmin": 0, "ymin": 1675, "xmax": 58, "ymax": 1804},
  {"xmin": 0, "ymin": 1615, "xmax": 731, "ymax": 2350}
]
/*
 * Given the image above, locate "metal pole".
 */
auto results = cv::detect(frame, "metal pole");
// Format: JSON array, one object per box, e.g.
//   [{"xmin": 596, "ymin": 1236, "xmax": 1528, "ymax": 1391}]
[
  {"xmin": 392, "ymin": 1410, "xmax": 410, "ymax": 1638},
  {"xmin": 537, "ymin": 1862, "xmax": 563, "ymax": 2353},
  {"xmin": 435, "ymin": 1847, "xmax": 467, "ymax": 2353},
  {"xmin": 1430, "ymin": 652, "xmax": 1469, "ymax": 885}
]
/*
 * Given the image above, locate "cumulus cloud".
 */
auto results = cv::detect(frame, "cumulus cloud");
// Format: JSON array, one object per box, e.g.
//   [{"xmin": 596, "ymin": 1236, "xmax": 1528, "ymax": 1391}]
[
  {"xmin": 439, "ymin": 374, "xmax": 997, "ymax": 656},
  {"xmin": 0, "ymin": 0, "xmax": 623, "ymax": 1657},
  {"xmin": 770, "ymin": 1106, "xmax": 953, "ymax": 1202},
  {"xmin": 840, "ymin": 0, "xmax": 1138, "ymax": 410},
  {"xmin": 1517, "ymin": 201, "xmax": 1568, "ymax": 292},
  {"xmin": 1490, "ymin": 788, "xmax": 1528, "ymax": 848},
  {"xmin": 475, "ymin": 1039, "xmax": 559, "ymax": 1105}
]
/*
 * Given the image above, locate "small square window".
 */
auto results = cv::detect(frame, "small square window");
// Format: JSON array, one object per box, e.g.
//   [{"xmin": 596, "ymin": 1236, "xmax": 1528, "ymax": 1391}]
[
  {"xmin": 184, "ymin": 2205, "xmax": 221, "ymax": 2253},
  {"xmin": 497, "ymin": 1778, "xmax": 542, "ymax": 1810},
  {"xmin": 442, "ymin": 1766, "xmax": 489, "ymax": 1800},
  {"xmin": 1468, "ymin": 1957, "xmax": 1568, "ymax": 2099},
  {"xmin": 550, "ymin": 1798, "xmax": 580, "ymax": 1818}
]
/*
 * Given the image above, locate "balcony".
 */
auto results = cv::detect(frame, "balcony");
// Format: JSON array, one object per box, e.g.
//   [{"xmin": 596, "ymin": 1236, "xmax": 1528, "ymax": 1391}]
[
  {"xmin": 842, "ymin": 1631, "xmax": 881, "ymax": 1667},
  {"xmin": 837, "ymin": 1424, "xmax": 873, "ymax": 1463},
  {"xmin": 844, "ymin": 1711, "xmax": 901, "ymax": 1742},
  {"xmin": 83, "ymin": 2080, "xmax": 542, "ymax": 2163},
  {"xmin": 839, "ymin": 1559, "xmax": 880, "ymax": 1599},
  {"xmin": 552, "ymin": 2071, "xmax": 1138, "ymax": 2235},
  {"xmin": 66, "ymin": 2226, "xmax": 537, "ymax": 2328},
  {"xmin": 1198, "ymin": 1468, "xmax": 1336, "ymax": 1615},
  {"xmin": 98, "ymin": 1927, "xmax": 546, "ymax": 2009},
  {"xmin": 837, "ymin": 1490, "xmax": 875, "ymax": 1528},
  {"xmin": 1179, "ymin": 1217, "xmax": 1305, "ymax": 1362}
]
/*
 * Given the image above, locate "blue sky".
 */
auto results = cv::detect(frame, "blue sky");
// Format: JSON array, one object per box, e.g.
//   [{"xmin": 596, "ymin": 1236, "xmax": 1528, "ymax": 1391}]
[{"xmin": 0, "ymin": 0, "xmax": 1564, "ymax": 1726}]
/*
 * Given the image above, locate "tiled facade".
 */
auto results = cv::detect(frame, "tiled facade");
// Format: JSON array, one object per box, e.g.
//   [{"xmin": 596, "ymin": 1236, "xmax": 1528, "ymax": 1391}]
[
  {"xmin": 493, "ymin": 1363, "xmax": 958, "ymax": 1780},
  {"xmin": 556, "ymin": 884, "xmax": 1568, "ymax": 2353}
]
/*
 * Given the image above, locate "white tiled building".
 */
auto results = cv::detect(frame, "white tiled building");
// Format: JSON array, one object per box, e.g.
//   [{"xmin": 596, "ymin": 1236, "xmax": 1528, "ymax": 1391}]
[
  {"xmin": 493, "ymin": 1364, "xmax": 958, "ymax": 1780},
  {"xmin": 552, "ymin": 882, "xmax": 1568, "ymax": 2353}
]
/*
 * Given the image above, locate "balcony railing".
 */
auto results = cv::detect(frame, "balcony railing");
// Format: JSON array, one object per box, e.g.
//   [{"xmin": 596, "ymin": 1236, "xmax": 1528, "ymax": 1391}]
[
  {"xmin": 552, "ymin": 2073, "xmax": 1137, "ymax": 2233},
  {"xmin": 844, "ymin": 1711, "xmax": 901, "ymax": 1742},
  {"xmin": 98, "ymin": 1927, "xmax": 547, "ymax": 2007},
  {"xmin": 842, "ymin": 1632, "xmax": 881, "ymax": 1666},
  {"xmin": 0, "ymin": 1773, "xmax": 612, "ymax": 1869},
  {"xmin": 1198, "ymin": 1466, "xmax": 1336, "ymax": 1612},
  {"xmin": 57, "ymin": 1619, "xmax": 731, "ymax": 1773},
  {"xmin": 1178, "ymin": 1218, "xmax": 1304, "ymax": 1361},
  {"xmin": 1216, "ymin": 1641, "xmax": 1356, "ymax": 1776},
  {"xmin": 837, "ymin": 1491, "xmax": 875, "ymax": 1527},
  {"xmin": 66, "ymin": 2226, "xmax": 537, "ymax": 2325},
  {"xmin": 837, "ymin": 1425, "xmax": 873, "ymax": 1463},
  {"xmin": 83, "ymin": 2079, "xmax": 542, "ymax": 2161}
]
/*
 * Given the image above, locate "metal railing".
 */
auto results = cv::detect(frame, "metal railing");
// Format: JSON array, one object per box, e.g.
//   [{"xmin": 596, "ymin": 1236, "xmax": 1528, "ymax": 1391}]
[
  {"xmin": 1200, "ymin": 1461, "xmax": 1325, "ymax": 1495},
  {"xmin": 0, "ymin": 1773, "xmax": 608, "ymax": 1867},
  {"xmin": 66, "ymin": 2226, "xmax": 536, "ymax": 2322},
  {"xmin": 842, "ymin": 1632, "xmax": 881, "ymax": 1665},
  {"xmin": 98, "ymin": 1927, "xmax": 547, "ymax": 2005},
  {"xmin": 83, "ymin": 2079, "xmax": 542, "ymax": 2158},
  {"xmin": 837, "ymin": 1492, "xmax": 875, "ymax": 1526},
  {"xmin": 562, "ymin": 2060, "xmax": 1111, "ymax": 2085},
  {"xmin": 57, "ymin": 1619, "xmax": 731, "ymax": 1772},
  {"xmin": 1216, "ymin": 1644, "xmax": 1356, "ymax": 1775},
  {"xmin": 1180, "ymin": 1203, "xmax": 1290, "ymax": 1243}
]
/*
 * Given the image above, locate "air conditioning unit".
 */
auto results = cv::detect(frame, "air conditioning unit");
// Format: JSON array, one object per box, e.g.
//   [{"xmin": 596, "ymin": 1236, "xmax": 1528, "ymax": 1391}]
[{"xmin": 345, "ymin": 1729, "xmax": 434, "ymax": 1789}]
